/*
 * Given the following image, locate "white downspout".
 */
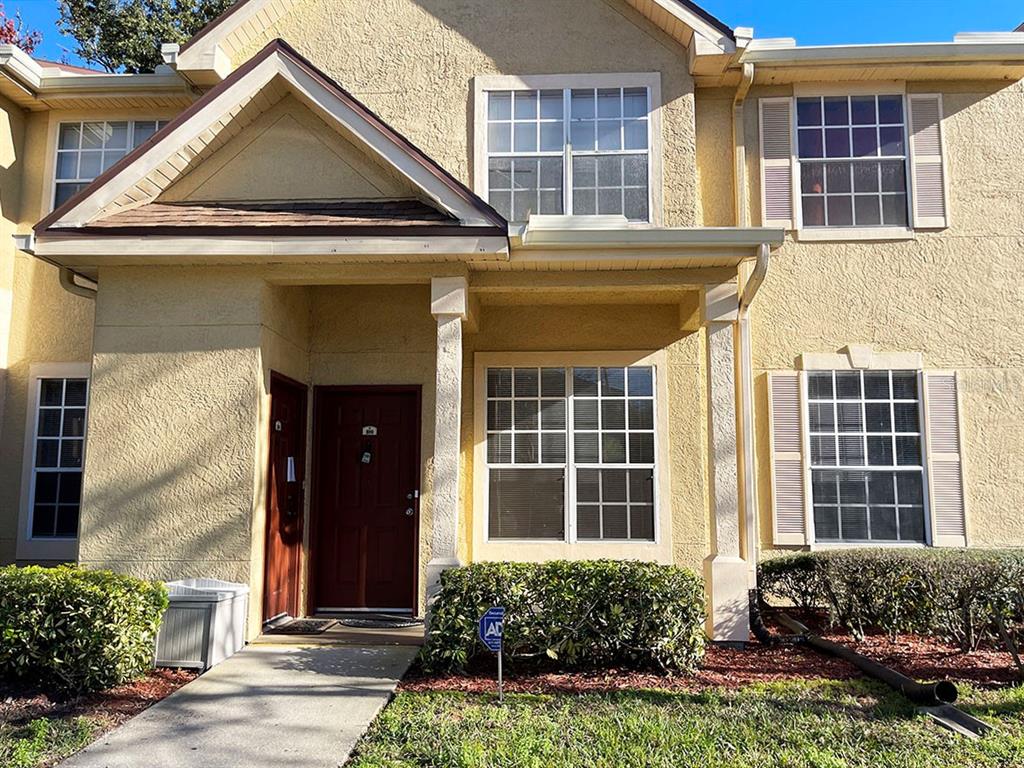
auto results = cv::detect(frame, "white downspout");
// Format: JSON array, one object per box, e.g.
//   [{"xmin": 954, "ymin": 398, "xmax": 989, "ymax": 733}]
[
  {"xmin": 733, "ymin": 60, "xmax": 765, "ymax": 584},
  {"xmin": 738, "ymin": 245, "xmax": 768, "ymax": 584}
]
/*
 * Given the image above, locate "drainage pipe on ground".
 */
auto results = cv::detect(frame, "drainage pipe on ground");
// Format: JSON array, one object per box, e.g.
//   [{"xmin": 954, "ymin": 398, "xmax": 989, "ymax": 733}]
[{"xmin": 776, "ymin": 613, "xmax": 958, "ymax": 707}]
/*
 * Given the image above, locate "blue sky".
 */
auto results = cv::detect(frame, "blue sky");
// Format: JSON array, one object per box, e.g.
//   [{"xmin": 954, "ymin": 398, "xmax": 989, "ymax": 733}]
[{"xmin": 7, "ymin": 0, "xmax": 1024, "ymax": 69}]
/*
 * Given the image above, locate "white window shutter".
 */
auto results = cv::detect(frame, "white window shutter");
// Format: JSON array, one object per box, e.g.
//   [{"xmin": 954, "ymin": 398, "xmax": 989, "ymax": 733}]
[
  {"xmin": 922, "ymin": 371, "xmax": 967, "ymax": 547},
  {"xmin": 908, "ymin": 94, "xmax": 950, "ymax": 229},
  {"xmin": 759, "ymin": 97, "xmax": 794, "ymax": 229},
  {"xmin": 768, "ymin": 371, "xmax": 808, "ymax": 545}
]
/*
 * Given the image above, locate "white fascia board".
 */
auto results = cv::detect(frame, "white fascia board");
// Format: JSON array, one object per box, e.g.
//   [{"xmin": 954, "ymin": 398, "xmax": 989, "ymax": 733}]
[
  {"xmin": 648, "ymin": 0, "xmax": 735, "ymax": 52},
  {"xmin": 174, "ymin": 0, "xmax": 278, "ymax": 75},
  {"xmin": 0, "ymin": 44, "xmax": 42, "ymax": 91},
  {"xmin": 36, "ymin": 72, "xmax": 191, "ymax": 95},
  {"xmin": 742, "ymin": 40, "xmax": 1024, "ymax": 66},
  {"xmin": 519, "ymin": 226, "xmax": 785, "ymax": 250},
  {"xmin": 33, "ymin": 234, "xmax": 510, "ymax": 262}
]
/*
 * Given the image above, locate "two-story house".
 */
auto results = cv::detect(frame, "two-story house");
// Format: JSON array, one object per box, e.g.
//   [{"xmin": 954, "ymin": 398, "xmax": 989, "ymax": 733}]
[{"xmin": 1, "ymin": 0, "xmax": 1022, "ymax": 642}]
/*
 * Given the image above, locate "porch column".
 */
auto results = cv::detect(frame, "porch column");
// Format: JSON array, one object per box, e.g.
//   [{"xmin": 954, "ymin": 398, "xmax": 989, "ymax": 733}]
[
  {"xmin": 703, "ymin": 282, "xmax": 750, "ymax": 642},
  {"xmin": 426, "ymin": 276, "xmax": 468, "ymax": 601}
]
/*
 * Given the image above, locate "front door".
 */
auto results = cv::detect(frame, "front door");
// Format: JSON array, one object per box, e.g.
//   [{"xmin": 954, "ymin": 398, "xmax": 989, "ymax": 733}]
[
  {"xmin": 312, "ymin": 387, "xmax": 420, "ymax": 612},
  {"xmin": 263, "ymin": 373, "xmax": 307, "ymax": 623}
]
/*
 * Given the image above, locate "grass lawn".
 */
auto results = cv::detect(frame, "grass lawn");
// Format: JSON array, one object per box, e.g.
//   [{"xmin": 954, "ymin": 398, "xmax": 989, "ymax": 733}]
[
  {"xmin": 348, "ymin": 679, "xmax": 1024, "ymax": 768},
  {"xmin": 0, "ymin": 715, "xmax": 106, "ymax": 768}
]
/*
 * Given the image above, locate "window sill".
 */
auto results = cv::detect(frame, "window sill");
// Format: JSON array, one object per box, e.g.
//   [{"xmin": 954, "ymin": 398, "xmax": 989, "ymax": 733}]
[
  {"xmin": 795, "ymin": 227, "xmax": 915, "ymax": 243},
  {"xmin": 809, "ymin": 541, "xmax": 928, "ymax": 551}
]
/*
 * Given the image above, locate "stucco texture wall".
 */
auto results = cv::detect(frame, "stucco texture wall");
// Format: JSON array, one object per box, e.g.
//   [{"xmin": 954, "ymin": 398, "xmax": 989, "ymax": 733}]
[
  {"xmin": 0, "ymin": 104, "xmax": 98, "ymax": 564},
  {"xmin": 230, "ymin": 0, "xmax": 701, "ymax": 226},
  {"xmin": 692, "ymin": 80, "xmax": 1024, "ymax": 551},
  {"xmin": 80, "ymin": 267, "xmax": 265, "ymax": 629}
]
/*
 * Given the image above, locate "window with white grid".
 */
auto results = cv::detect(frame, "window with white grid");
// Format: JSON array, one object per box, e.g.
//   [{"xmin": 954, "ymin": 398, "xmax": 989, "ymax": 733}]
[
  {"xmin": 484, "ymin": 86, "xmax": 650, "ymax": 223},
  {"xmin": 796, "ymin": 95, "xmax": 909, "ymax": 228},
  {"xmin": 54, "ymin": 120, "xmax": 168, "ymax": 208},
  {"xmin": 485, "ymin": 365, "xmax": 656, "ymax": 542},
  {"xmin": 807, "ymin": 370, "xmax": 926, "ymax": 543},
  {"xmin": 29, "ymin": 378, "xmax": 89, "ymax": 539}
]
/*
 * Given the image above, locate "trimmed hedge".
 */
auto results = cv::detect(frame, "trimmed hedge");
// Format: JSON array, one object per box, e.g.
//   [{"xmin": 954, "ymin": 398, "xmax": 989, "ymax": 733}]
[
  {"xmin": 0, "ymin": 565, "xmax": 169, "ymax": 692},
  {"xmin": 758, "ymin": 549, "xmax": 1024, "ymax": 650},
  {"xmin": 422, "ymin": 560, "xmax": 705, "ymax": 673}
]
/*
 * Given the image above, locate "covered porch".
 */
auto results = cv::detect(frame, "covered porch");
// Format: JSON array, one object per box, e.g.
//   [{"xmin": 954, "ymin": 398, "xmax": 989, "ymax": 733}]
[{"xmin": 29, "ymin": 213, "xmax": 780, "ymax": 641}]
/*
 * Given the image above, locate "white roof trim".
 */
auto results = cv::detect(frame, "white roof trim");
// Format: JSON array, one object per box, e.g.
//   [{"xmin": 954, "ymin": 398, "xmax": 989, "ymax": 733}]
[
  {"xmin": 43, "ymin": 47, "xmax": 496, "ymax": 230},
  {"xmin": 647, "ymin": 0, "xmax": 735, "ymax": 53},
  {"xmin": 175, "ymin": 0, "xmax": 296, "ymax": 78},
  {"xmin": 743, "ymin": 35, "xmax": 1024, "ymax": 66}
]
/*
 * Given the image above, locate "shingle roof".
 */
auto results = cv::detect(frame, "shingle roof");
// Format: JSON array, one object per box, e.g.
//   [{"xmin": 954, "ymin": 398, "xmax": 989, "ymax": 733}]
[{"xmin": 73, "ymin": 199, "xmax": 463, "ymax": 236}]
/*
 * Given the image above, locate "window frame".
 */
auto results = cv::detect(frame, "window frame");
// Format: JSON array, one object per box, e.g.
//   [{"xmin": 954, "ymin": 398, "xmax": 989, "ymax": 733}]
[
  {"xmin": 800, "ymin": 368, "xmax": 933, "ymax": 549},
  {"xmin": 472, "ymin": 73, "xmax": 664, "ymax": 226},
  {"xmin": 17, "ymin": 362, "xmax": 92, "ymax": 562},
  {"xmin": 473, "ymin": 351, "xmax": 673, "ymax": 564},
  {"xmin": 790, "ymin": 82, "xmax": 915, "ymax": 241},
  {"xmin": 43, "ymin": 113, "xmax": 176, "ymax": 213}
]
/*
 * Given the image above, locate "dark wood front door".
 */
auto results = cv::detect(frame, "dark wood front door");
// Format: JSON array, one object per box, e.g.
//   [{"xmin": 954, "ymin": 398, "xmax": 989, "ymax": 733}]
[
  {"xmin": 312, "ymin": 387, "xmax": 420, "ymax": 612},
  {"xmin": 263, "ymin": 373, "xmax": 307, "ymax": 623}
]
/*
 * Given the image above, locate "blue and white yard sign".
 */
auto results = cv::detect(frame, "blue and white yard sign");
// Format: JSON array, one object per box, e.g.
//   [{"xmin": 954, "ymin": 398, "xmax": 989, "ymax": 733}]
[{"xmin": 478, "ymin": 606, "xmax": 505, "ymax": 653}]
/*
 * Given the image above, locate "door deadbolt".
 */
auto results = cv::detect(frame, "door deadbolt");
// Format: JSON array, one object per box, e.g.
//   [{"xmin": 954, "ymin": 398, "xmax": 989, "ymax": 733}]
[{"xmin": 404, "ymin": 508, "xmax": 414, "ymax": 517}]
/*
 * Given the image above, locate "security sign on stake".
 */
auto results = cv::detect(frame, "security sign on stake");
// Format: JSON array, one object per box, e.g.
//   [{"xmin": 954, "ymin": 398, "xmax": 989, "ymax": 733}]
[
  {"xmin": 478, "ymin": 607, "xmax": 504, "ymax": 652},
  {"xmin": 478, "ymin": 606, "xmax": 505, "ymax": 704}
]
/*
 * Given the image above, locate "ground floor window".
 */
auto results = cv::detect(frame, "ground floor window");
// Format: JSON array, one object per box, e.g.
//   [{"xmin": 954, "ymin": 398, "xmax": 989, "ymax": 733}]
[
  {"xmin": 485, "ymin": 364, "xmax": 656, "ymax": 542},
  {"xmin": 29, "ymin": 377, "xmax": 89, "ymax": 538},
  {"xmin": 807, "ymin": 369, "xmax": 926, "ymax": 543}
]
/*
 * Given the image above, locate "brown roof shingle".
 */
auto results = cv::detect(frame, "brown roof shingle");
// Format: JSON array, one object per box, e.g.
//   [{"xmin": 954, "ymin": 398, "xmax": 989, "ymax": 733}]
[{"xmin": 73, "ymin": 199, "xmax": 476, "ymax": 236}]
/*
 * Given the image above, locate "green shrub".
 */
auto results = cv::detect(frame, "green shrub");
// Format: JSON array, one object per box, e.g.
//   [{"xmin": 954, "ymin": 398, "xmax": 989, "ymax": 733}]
[
  {"xmin": 0, "ymin": 565, "xmax": 169, "ymax": 692},
  {"xmin": 422, "ymin": 560, "xmax": 705, "ymax": 673},
  {"xmin": 758, "ymin": 549, "xmax": 1024, "ymax": 649}
]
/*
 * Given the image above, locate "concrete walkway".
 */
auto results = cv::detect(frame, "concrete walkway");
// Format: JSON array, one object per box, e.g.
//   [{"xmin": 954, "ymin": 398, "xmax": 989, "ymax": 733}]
[{"xmin": 61, "ymin": 644, "xmax": 418, "ymax": 768}]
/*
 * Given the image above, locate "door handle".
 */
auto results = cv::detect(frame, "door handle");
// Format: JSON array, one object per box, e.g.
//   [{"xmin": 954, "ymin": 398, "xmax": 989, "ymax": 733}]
[{"xmin": 405, "ymin": 508, "xmax": 415, "ymax": 517}]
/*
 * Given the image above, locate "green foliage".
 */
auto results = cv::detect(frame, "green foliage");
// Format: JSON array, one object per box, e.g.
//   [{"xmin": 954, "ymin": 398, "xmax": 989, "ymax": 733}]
[
  {"xmin": 348, "ymin": 682, "xmax": 1024, "ymax": 768},
  {"xmin": 57, "ymin": 0, "xmax": 235, "ymax": 73},
  {"xmin": 0, "ymin": 565, "xmax": 169, "ymax": 692},
  {"xmin": 0, "ymin": 716, "xmax": 100, "ymax": 768},
  {"xmin": 422, "ymin": 560, "xmax": 705, "ymax": 673},
  {"xmin": 758, "ymin": 548, "xmax": 1024, "ymax": 649}
]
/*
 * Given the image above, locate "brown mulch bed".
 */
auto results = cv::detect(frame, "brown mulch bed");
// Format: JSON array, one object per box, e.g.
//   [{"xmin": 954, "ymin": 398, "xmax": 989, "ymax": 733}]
[
  {"xmin": 401, "ymin": 613, "xmax": 1022, "ymax": 695},
  {"xmin": 1, "ymin": 668, "xmax": 198, "ymax": 728}
]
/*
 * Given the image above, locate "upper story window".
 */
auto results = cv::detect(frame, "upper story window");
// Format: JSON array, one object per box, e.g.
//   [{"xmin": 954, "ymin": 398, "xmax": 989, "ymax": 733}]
[
  {"xmin": 807, "ymin": 370, "xmax": 925, "ymax": 543},
  {"xmin": 485, "ymin": 365, "xmax": 657, "ymax": 542},
  {"xmin": 796, "ymin": 95, "xmax": 909, "ymax": 229},
  {"xmin": 54, "ymin": 120, "xmax": 168, "ymax": 208},
  {"xmin": 484, "ymin": 86, "xmax": 651, "ymax": 223}
]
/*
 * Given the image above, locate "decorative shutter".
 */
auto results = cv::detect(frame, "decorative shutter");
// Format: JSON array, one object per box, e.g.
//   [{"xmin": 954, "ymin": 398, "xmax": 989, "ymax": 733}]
[
  {"xmin": 759, "ymin": 97, "xmax": 795, "ymax": 229},
  {"xmin": 908, "ymin": 94, "xmax": 950, "ymax": 229},
  {"xmin": 768, "ymin": 371, "xmax": 807, "ymax": 545},
  {"xmin": 922, "ymin": 371, "xmax": 967, "ymax": 547}
]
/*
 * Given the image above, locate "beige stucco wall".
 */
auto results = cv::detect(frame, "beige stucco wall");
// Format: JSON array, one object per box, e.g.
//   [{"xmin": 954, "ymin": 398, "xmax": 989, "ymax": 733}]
[
  {"xmin": 0, "ymin": 103, "xmax": 99, "ymax": 564},
  {"xmin": 80, "ymin": 267, "xmax": 265, "ymax": 639},
  {"xmin": 230, "ymin": 0, "xmax": 702, "ymax": 226},
  {"xmin": 693, "ymin": 79, "xmax": 1024, "ymax": 552}
]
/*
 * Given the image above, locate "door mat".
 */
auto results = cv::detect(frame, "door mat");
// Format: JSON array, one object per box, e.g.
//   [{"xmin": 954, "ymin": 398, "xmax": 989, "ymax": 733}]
[
  {"xmin": 265, "ymin": 618, "xmax": 338, "ymax": 635},
  {"xmin": 336, "ymin": 614, "xmax": 423, "ymax": 629}
]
